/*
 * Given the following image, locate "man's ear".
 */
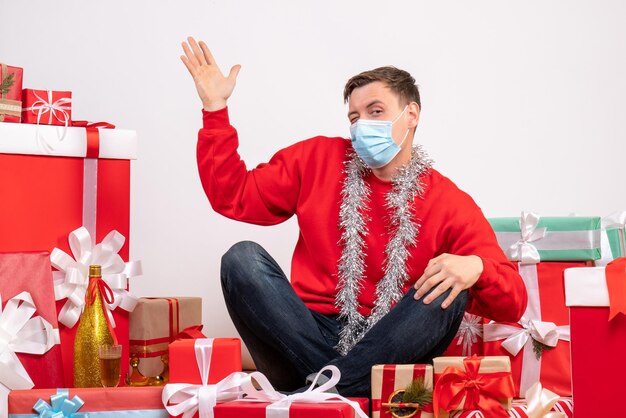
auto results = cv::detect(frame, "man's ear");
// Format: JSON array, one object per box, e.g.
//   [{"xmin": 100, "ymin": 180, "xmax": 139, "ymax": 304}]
[{"xmin": 408, "ymin": 102, "xmax": 420, "ymax": 129}]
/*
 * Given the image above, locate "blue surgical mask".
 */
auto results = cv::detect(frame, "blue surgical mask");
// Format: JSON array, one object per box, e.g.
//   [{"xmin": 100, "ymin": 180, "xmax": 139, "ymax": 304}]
[{"xmin": 349, "ymin": 106, "xmax": 410, "ymax": 168}]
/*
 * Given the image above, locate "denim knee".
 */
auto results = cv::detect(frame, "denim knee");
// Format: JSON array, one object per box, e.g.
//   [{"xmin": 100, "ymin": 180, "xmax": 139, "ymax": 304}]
[{"xmin": 220, "ymin": 240, "xmax": 264, "ymax": 291}]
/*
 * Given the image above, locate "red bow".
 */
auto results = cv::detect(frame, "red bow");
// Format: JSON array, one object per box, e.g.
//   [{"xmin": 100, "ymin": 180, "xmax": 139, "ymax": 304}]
[
  {"xmin": 71, "ymin": 120, "xmax": 115, "ymax": 158},
  {"xmin": 86, "ymin": 276, "xmax": 119, "ymax": 345},
  {"xmin": 175, "ymin": 325, "xmax": 206, "ymax": 340},
  {"xmin": 433, "ymin": 356, "xmax": 515, "ymax": 418},
  {"xmin": 606, "ymin": 257, "xmax": 626, "ymax": 320}
]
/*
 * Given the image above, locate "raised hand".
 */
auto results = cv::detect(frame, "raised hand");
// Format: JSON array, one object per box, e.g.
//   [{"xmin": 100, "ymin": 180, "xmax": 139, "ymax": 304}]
[{"xmin": 181, "ymin": 37, "xmax": 241, "ymax": 111}]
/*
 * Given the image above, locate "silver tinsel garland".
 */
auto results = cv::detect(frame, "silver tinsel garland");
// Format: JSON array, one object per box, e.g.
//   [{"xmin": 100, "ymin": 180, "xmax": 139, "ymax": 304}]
[{"xmin": 335, "ymin": 146, "xmax": 433, "ymax": 355}]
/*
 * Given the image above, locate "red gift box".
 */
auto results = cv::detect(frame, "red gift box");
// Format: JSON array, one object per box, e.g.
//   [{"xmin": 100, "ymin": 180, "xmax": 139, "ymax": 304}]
[
  {"xmin": 21, "ymin": 88, "xmax": 72, "ymax": 127},
  {"xmin": 213, "ymin": 397, "xmax": 370, "ymax": 418},
  {"xmin": 8, "ymin": 386, "xmax": 167, "ymax": 416},
  {"xmin": 443, "ymin": 313, "xmax": 484, "ymax": 357},
  {"xmin": 0, "ymin": 252, "xmax": 64, "ymax": 390},
  {"xmin": 0, "ymin": 63, "xmax": 23, "ymax": 123},
  {"xmin": 483, "ymin": 262, "xmax": 588, "ymax": 397},
  {"xmin": 0, "ymin": 122, "xmax": 137, "ymax": 386},
  {"xmin": 447, "ymin": 397, "xmax": 573, "ymax": 417},
  {"xmin": 565, "ymin": 259, "xmax": 626, "ymax": 418},
  {"xmin": 371, "ymin": 364, "xmax": 433, "ymax": 418},
  {"xmin": 164, "ymin": 338, "xmax": 243, "ymax": 418},
  {"xmin": 169, "ymin": 338, "xmax": 242, "ymax": 384},
  {"xmin": 433, "ymin": 356, "xmax": 515, "ymax": 418}
]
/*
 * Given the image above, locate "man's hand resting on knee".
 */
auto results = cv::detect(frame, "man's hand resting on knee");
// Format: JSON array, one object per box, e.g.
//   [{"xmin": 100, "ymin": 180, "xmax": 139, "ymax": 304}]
[{"xmin": 413, "ymin": 254, "xmax": 483, "ymax": 309}]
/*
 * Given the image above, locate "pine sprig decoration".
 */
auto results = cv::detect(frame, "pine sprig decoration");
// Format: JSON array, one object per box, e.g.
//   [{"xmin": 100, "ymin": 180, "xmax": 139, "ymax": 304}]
[
  {"xmin": 402, "ymin": 377, "xmax": 433, "ymax": 405},
  {"xmin": 1, "ymin": 73, "xmax": 15, "ymax": 95},
  {"xmin": 532, "ymin": 339, "xmax": 555, "ymax": 360},
  {"xmin": 388, "ymin": 377, "xmax": 434, "ymax": 417}
]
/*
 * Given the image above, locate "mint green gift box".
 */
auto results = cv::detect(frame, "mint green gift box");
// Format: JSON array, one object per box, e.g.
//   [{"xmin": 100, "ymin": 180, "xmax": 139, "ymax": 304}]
[{"xmin": 489, "ymin": 213, "xmax": 601, "ymax": 262}]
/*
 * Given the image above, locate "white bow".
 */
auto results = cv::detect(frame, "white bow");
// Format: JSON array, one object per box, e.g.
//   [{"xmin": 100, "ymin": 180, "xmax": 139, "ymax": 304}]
[
  {"xmin": 22, "ymin": 90, "xmax": 72, "ymax": 153},
  {"xmin": 0, "ymin": 292, "xmax": 60, "ymax": 418},
  {"xmin": 454, "ymin": 313, "xmax": 483, "ymax": 356},
  {"xmin": 484, "ymin": 317, "xmax": 569, "ymax": 357},
  {"xmin": 508, "ymin": 212, "xmax": 547, "ymax": 264},
  {"xmin": 162, "ymin": 339, "xmax": 247, "ymax": 418},
  {"xmin": 524, "ymin": 382, "xmax": 567, "ymax": 418},
  {"xmin": 241, "ymin": 366, "xmax": 369, "ymax": 418},
  {"xmin": 50, "ymin": 226, "xmax": 141, "ymax": 328}
]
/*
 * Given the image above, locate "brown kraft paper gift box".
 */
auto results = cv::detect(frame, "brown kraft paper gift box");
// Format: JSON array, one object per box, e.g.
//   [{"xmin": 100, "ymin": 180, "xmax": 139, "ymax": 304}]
[{"xmin": 128, "ymin": 297, "xmax": 202, "ymax": 383}]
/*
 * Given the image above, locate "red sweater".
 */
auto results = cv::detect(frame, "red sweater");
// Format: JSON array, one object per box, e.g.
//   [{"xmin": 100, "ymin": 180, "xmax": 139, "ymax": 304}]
[{"xmin": 197, "ymin": 107, "xmax": 527, "ymax": 322}]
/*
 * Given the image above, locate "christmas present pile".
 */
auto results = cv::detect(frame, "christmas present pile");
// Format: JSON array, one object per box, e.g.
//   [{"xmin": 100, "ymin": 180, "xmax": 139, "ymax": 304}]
[{"xmin": 482, "ymin": 212, "xmax": 601, "ymax": 398}]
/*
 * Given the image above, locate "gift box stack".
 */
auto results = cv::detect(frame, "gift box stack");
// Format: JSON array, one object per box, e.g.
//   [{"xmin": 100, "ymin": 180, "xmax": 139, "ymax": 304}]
[
  {"xmin": 431, "ymin": 210, "xmax": 626, "ymax": 417},
  {"xmin": 482, "ymin": 212, "xmax": 602, "ymax": 401},
  {"xmin": 0, "ymin": 60, "xmax": 141, "ymax": 417},
  {"xmin": 371, "ymin": 355, "xmax": 571, "ymax": 418}
]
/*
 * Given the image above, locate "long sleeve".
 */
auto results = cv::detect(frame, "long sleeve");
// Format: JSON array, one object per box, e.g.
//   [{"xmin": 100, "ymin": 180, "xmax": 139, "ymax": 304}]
[
  {"xmin": 438, "ymin": 182, "xmax": 527, "ymax": 323},
  {"xmin": 196, "ymin": 107, "xmax": 302, "ymax": 225}
]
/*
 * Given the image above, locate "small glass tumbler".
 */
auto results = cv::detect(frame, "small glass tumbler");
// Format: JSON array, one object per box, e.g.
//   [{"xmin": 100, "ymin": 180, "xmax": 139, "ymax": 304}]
[{"xmin": 98, "ymin": 344, "xmax": 122, "ymax": 387}]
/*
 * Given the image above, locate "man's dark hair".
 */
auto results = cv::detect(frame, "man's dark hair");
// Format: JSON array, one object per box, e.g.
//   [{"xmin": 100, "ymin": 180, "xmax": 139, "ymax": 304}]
[{"xmin": 343, "ymin": 66, "xmax": 421, "ymax": 109}]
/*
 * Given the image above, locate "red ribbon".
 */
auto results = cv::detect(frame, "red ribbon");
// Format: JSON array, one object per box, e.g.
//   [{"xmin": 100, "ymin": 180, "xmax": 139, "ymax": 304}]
[
  {"xmin": 71, "ymin": 120, "xmax": 115, "ymax": 158},
  {"xmin": 433, "ymin": 356, "xmax": 515, "ymax": 418},
  {"xmin": 86, "ymin": 276, "xmax": 119, "ymax": 345},
  {"xmin": 175, "ymin": 325, "xmax": 206, "ymax": 340},
  {"xmin": 606, "ymin": 257, "xmax": 626, "ymax": 320}
]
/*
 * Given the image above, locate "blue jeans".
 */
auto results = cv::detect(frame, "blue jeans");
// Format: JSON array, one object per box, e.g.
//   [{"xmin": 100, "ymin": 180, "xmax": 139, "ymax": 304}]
[{"xmin": 220, "ymin": 241, "xmax": 468, "ymax": 397}]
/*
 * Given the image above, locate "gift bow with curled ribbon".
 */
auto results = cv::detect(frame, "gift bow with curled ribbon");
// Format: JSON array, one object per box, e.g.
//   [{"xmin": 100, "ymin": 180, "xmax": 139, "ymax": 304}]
[
  {"xmin": 454, "ymin": 313, "xmax": 483, "ymax": 356},
  {"xmin": 483, "ymin": 317, "xmax": 569, "ymax": 396},
  {"xmin": 483, "ymin": 318, "xmax": 570, "ymax": 357},
  {"xmin": 523, "ymin": 382, "xmax": 567, "ymax": 418},
  {"xmin": 239, "ymin": 365, "xmax": 369, "ymax": 418},
  {"xmin": 606, "ymin": 257, "xmax": 626, "ymax": 320},
  {"xmin": 22, "ymin": 90, "xmax": 72, "ymax": 127},
  {"xmin": 50, "ymin": 226, "xmax": 142, "ymax": 329},
  {"xmin": 32, "ymin": 388, "xmax": 88, "ymax": 418},
  {"xmin": 0, "ymin": 292, "xmax": 60, "ymax": 418},
  {"xmin": 508, "ymin": 212, "xmax": 547, "ymax": 264},
  {"xmin": 162, "ymin": 338, "xmax": 248, "ymax": 418},
  {"xmin": 433, "ymin": 356, "xmax": 515, "ymax": 418},
  {"xmin": 22, "ymin": 90, "xmax": 72, "ymax": 151}
]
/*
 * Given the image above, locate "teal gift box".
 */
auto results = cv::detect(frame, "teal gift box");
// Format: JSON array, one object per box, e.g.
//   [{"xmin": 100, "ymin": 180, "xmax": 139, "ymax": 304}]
[{"xmin": 489, "ymin": 212, "xmax": 601, "ymax": 263}]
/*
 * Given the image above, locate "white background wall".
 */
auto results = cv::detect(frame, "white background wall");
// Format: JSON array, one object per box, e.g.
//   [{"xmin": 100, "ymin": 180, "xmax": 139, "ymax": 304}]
[{"xmin": 2, "ymin": 0, "xmax": 624, "ymax": 368}]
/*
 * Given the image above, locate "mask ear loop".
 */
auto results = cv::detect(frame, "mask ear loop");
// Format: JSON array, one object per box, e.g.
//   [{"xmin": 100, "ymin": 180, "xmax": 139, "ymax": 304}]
[
  {"xmin": 392, "ymin": 105, "xmax": 409, "ymax": 124},
  {"xmin": 393, "ymin": 105, "xmax": 410, "ymax": 147}
]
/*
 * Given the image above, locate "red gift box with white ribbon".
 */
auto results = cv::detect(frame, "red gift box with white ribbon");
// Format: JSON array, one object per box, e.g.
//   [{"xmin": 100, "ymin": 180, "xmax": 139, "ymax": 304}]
[
  {"xmin": 0, "ymin": 253, "xmax": 63, "ymax": 418},
  {"xmin": 21, "ymin": 88, "xmax": 72, "ymax": 127},
  {"xmin": 565, "ymin": 258, "xmax": 626, "ymax": 418},
  {"xmin": 0, "ymin": 121, "xmax": 138, "ymax": 386},
  {"xmin": 482, "ymin": 261, "xmax": 589, "ymax": 397}
]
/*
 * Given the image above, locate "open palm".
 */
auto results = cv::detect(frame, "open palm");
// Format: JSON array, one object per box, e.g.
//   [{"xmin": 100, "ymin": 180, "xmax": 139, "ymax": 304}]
[{"xmin": 181, "ymin": 37, "xmax": 241, "ymax": 111}]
